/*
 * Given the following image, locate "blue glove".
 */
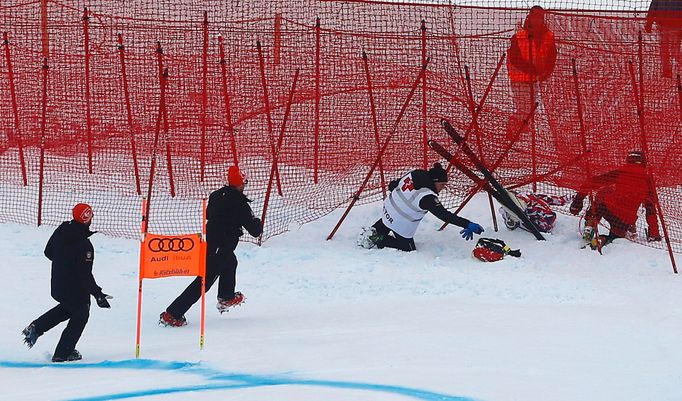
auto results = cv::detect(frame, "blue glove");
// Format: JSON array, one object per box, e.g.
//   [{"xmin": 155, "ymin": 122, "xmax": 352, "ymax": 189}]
[{"xmin": 460, "ymin": 222, "xmax": 484, "ymax": 241}]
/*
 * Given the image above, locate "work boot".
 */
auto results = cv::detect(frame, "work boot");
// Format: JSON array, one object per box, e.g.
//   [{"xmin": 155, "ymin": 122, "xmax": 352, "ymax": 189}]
[{"xmin": 52, "ymin": 349, "xmax": 82, "ymax": 363}]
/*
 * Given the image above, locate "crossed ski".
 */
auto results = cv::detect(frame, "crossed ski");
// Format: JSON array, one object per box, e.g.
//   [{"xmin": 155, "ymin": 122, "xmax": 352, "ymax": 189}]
[{"xmin": 431, "ymin": 119, "xmax": 546, "ymax": 241}]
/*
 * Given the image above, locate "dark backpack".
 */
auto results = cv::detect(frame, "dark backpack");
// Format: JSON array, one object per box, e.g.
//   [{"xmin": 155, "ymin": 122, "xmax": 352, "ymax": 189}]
[{"xmin": 472, "ymin": 238, "xmax": 521, "ymax": 262}]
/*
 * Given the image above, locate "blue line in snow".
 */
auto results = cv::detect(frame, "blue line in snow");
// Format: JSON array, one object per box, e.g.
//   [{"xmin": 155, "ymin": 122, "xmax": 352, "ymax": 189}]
[{"xmin": 0, "ymin": 359, "xmax": 482, "ymax": 401}]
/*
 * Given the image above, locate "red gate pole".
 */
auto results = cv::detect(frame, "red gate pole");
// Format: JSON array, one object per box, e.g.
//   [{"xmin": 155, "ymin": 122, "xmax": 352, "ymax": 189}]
[
  {"xmin": 259, "ymin": 69, "xmax": 299, "ymax": 246},
  {"xmin": 274, "ymin": 13, "xmax": 282, "ymax": 66},
  {"xmin": 527, "ymin": 32, "xmax": 537, "ymax": 192},
  {"xmin": 256, "ymin": 40, "xmax": 283, "ymax": 195},
  {"xmin": 3, "ymin": 32, "xmax": 28, "ymax": 186},
  {"xmin": 327, "ymin": 59, "xmax": 430, "ymax": 241},
  {"xmin": 464, "ymin": 66, "xmax": 483, "ymax": 161},
  {"xmin": 82, "ymin": 8, "xmax": 93, "ymax": 174},
  {"xmin": 40, "ymin": 0, "xmax": 49, "ymax": 58},
  {"xmin": 161, "ymin": 67, "xmax": 175, "ymax": 198},
  {"xmin": 530, "ymin": 82, "xmax": 537, "ymax": 192},
  {"xmin": 199, "ymin": 198, "xmax": 207, "ymax": 350},
  {"xmin": 218, "ymin": 35, "xmax": 238, "ymax": 166},
  {"xmin": 135, "ymin": 198, "xmax": 147, "ymax": 358},
  {"xmin": 465, "ymin": 64, "xmax": 497, "ymax": 231},
  {"xmin": 421, "ymin": 19, "xmax": 428, "ymax": 170},
  {"xmin": 444, "ymin": 53, "xmax": 506, "ymax": 176},
  {"xmin": 446, "ymin": 6, "xmax": 468, "ymax": 104},
  {"xmin": 154, "ymin": 44, "xmax": 174, "ymax": 197},
  {"xmin": 145, "ymin": 43, "xmax": 168, "ymax": 225},
  {"xmin": 117, "ymin": 33, "xmax": 142, "ymax": 195},
  {"xmin": 438, "ymin": 53, "xmax": 508, "ymax": 231},
  {"xmin": 677, "ymin": 74, "xmax": 682, "ymax": 120},
  {"xmin": 638, "ymin": 31, "xmax": 645, "ymax": 110},
  {"xmin": 572, "ymin": 59, "xmax": 602, "ymax": 253},
  {"xmin": 313, "ymin": 18, "xmax": 321, "ymax": 183},
  {"xmin": 628, "ymin": 61, "xmax": 677, "ymax": 274},
  {"xmin": 200, "ymin": 11, "xmax": 209, "ymax": 182},
  {"xmin": 362, "ymin": 51, "xmax": 387, "ymax": 198},
  {"xmin": 38, "ymin": 57, "xmax": 49, "ymax": 226}
]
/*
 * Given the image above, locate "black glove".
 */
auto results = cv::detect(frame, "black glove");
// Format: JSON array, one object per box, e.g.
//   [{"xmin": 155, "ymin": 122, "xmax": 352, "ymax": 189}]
[{"xmin": 95, "ymin": 293, "xmax": 113, "ymax": 308}]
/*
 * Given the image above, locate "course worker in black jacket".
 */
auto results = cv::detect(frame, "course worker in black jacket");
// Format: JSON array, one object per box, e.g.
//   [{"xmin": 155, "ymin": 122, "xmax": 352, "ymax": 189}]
[
  {"xmin": 360, "ymin": 163, "xmax": 484, "ymax": 252},
  {"xmin": 22, "ymin": 203, "xmax": 112, "ymax": 362},
  {"xmin": 160, "ymin": 165, "xmax": 263, "ymax": 327}
]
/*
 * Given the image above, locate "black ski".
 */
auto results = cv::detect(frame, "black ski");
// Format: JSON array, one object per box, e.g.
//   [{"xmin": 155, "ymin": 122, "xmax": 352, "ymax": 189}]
[
  {"xmin": 429, "ymin": 140, "xmax": 539, "ymax": 238},
  {"xmin": 436, "ymin": 120, "xmax": 545, "ymax": 241}
]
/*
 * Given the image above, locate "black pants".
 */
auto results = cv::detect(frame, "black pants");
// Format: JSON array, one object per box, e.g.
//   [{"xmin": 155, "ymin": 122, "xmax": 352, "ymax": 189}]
[
  {"xmin": 372, "ymin": 220, "xmax": 416, "ymax": 252},
  {"xmin": 33, "ymin": 300, "xmax": 90, "ymax": 360},
  {"xmin": 166, "ymin": 249, "xmax": 238, "ymax": 318}
]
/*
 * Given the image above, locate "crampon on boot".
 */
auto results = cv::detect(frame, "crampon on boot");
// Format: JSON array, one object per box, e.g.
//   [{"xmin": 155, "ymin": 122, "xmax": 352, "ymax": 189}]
[
  {"xmin": 159, "ymin": 311, "xmax": 187, "ymax": 327},
  {"xmin": 21, "ymin": 323, "xmax": 39, "ymax": 349},
  {"xmin": 217, "ymin": 292, "xmax": 245, "ymax": 314}
]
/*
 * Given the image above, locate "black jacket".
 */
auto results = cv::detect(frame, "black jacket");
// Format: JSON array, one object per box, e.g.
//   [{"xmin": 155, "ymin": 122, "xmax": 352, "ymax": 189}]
[
  {"xmin": 44, "ymin": 220, "xmax": 102, "ymax": 304},
  {"xmin": 388, "ymin": 169, "xmax": 471, "ymax": 229},
  {"xmin": 206, "ymin": 185, "xmax": 263, "ymax": 253}
]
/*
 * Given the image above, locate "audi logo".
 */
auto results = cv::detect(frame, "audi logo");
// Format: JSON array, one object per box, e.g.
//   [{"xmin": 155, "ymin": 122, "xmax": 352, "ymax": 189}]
[{"xmin": 148, "ymin": 237, "xmax": 195, "ymax": 252}]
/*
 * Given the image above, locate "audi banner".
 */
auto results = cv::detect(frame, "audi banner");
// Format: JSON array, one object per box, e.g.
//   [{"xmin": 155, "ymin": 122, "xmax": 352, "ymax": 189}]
[{"xmin": 139, "ymin": 233, "xmax": 206, "ymax": 279}]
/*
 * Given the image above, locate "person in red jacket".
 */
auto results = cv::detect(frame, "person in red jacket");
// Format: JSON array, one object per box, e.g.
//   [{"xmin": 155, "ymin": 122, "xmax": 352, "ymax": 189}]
[
  {"xmin": 569, "ymin": 151, "xmax": 661, "ymax": 245},
  {"xmin": 506, "ymin": 6, "xmax": 557, "ymax": 137},
  {"xmin": 645, "ymin": 0, "xmax": 682, "ymax": 78}
]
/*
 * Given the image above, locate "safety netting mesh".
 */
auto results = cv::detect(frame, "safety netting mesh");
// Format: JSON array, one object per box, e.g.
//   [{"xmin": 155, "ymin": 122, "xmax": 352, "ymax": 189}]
[{"xmin": 0, "ymin": 0, "xmax": 680, "ymax": 254}]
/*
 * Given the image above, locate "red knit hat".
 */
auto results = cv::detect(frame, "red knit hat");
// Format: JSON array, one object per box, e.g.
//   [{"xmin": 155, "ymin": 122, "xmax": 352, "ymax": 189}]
[
  {"xmin": 72, "ymin": 203, "xmax": 93, "ymax": 224},
  {"xmin": 228, "ymin": 166, "xmax": 246, "ymax": 187}
]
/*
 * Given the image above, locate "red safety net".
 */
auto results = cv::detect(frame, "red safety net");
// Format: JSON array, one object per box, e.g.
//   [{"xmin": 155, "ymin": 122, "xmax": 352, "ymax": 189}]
[{"xmin": 0, "ymin": 1, "xmax": 680, "ymax": 256}]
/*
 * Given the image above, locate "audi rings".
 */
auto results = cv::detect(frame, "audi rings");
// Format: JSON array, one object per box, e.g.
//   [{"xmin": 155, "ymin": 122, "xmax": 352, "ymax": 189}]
[{"xmin": 148, "ymin": 237, "xmax": 195, "ymax": 252}]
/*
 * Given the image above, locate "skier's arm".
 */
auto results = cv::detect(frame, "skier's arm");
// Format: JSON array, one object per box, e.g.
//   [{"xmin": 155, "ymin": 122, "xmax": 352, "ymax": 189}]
[
  {"xmin": 419, "ymin": 194, "xmax": 470, "ymax": 229},
  {"xmin": 387, "ymin": 179, "xmax": 399, "ymax": 192}
]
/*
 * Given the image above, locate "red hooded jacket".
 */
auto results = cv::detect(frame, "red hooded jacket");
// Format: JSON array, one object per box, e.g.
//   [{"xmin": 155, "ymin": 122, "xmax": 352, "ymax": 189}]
[{"xmin": 573, "ymin": 163, "xmax": 659, "ymax": 236}]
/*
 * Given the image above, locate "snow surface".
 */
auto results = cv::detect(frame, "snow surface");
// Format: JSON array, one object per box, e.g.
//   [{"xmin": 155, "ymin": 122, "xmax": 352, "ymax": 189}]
[{"xmin": 1, "ymin": 194, "xmax": 681, "ymax": 401}]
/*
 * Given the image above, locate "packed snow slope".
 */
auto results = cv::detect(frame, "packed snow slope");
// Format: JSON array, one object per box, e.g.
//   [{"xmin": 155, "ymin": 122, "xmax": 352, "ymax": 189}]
[{"xmin": 1, "ymin": 194, "xmax": 681, "ymax": 401}]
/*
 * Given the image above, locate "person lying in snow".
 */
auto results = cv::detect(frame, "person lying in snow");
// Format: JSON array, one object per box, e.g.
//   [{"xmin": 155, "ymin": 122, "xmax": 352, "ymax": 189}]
[{"xmin": 499, "ymin": 191, "xmax": 573, "ymax": 234}]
